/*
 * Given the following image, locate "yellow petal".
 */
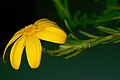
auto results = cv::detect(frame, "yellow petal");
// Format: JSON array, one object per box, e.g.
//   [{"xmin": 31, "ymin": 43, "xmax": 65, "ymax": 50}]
[
  {"xmin": 25, "ymin": 36, "xmax": 42, "ymax": 68},
  {"xmin": 10, "ymin": 35, "xmax": 27, "ymax": 70},
  {"xmin": 3, "ymin": 29, "xmax": 23, "ymax": 62},
  {"xmin": 34, "ymin": 18, "xmax": 49, "ymax": 25},
  {"xmin": 34, "ymin": 18, "xmax": 59, "ymax": 29},
  {"xmin": 34, "ymin": 27, "xmax": 67, "ymax": 44}
]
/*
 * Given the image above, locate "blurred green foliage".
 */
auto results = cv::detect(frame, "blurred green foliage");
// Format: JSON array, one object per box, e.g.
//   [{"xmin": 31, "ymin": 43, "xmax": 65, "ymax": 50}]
[{"xmin": 53, "ymin": 0, "xmax": 120, "ymax": 29}]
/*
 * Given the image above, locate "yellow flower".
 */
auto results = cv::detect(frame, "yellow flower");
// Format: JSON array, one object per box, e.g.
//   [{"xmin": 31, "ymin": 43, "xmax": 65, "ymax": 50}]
[{"xmin": 3, "ymin": 18, "xmax": 67, "ymax": 70}]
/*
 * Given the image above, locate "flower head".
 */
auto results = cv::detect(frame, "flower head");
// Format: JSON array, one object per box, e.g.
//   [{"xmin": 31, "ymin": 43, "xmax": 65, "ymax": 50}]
[{"xmin": 3, "ymin": 18, "xmax": 67, "ymax": 70}]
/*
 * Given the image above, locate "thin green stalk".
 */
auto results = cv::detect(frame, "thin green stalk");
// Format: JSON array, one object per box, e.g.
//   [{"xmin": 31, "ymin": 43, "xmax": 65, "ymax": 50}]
[
  {"xmin": 64, "ymin": 0, "xmax": 69, "ymax": 12},
  {"xmin": 53, "ymin": 0, "xmax": 72, "ymax": 19},
  {"xmin": 64, "ymin": 19, "xmax": 78, "ymax": 40}
]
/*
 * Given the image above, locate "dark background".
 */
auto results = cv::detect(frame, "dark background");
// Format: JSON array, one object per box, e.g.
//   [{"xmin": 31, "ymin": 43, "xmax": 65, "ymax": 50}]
[
  {"xmin": 0, "ymin": 0, "xmax": 36, "ymax": 56},
  {"xmin": 0, "ymin": 0, "xmax": 59, "ymax": 56},
  {"xmin": 0, "ymin": 0, "xmax": 120, "ymax": 80}
]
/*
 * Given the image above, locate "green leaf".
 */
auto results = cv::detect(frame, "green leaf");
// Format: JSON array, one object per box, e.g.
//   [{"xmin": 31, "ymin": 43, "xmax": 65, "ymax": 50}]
[
  {"xmin": 113, "ymin": 38, "xmax": 120, "ymax": 43},
  {"xmin": 102, "ymin": 37, "xmax": 120, "ymax": 44},
  {"xmin": 96, "ymin": 26, "xmax": 119, "ymax": 34},
  {"xmin": 43, "ymin": 48, "xmax": 62, "ymax": 55},
  {"xmin": 65, "ymin": 49, "xmax": 83, "ymax": 59},
  {"xmin": 56, "ymin": 45, "xmax": 81, "ymax": 56},
  {"xmin": 79, "ymin": 30, "xmax": 99, "ymax": 38},
  {"xmin": 64, "ymin": 20, "xmax": 78, "ymax": 39}
]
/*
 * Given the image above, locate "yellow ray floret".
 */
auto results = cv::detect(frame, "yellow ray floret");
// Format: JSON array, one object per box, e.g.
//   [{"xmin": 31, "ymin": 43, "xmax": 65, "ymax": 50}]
[
  {"xmin": 25, "ymin": 36, "xmax": 42, "ymax": 68},
  {"xmin": 3, "ymin": 18, "xmax": 67, "ymax": 70},
  {"xmin": 10, "ymin": 36, "xmax": 27, "ymax": 70}
]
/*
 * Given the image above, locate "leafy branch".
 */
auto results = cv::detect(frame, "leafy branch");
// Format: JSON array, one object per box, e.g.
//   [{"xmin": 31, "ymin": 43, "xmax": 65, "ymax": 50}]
[
  {"xmin": 43, "ymin": 0, "xmax": 120, "ymax": 59},
  {"xmin": 44, "ymin": 25, "xmax": 120, "ymax": 59}
]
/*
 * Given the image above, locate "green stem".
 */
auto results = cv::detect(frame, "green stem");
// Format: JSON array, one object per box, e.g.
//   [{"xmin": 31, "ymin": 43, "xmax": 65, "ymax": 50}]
[
  {"xmin": 90, "ymin": 33, "xmax": 120, "ymax": 47},
  {"xmin": 53, "ymin": 0, "xmax": 72, "ymax": 19}
]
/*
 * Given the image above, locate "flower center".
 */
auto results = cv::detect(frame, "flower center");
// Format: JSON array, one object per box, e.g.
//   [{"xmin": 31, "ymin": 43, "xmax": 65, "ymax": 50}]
[{"xmin": 23, "ymin": 24, "xmax": 37, "ymax": 36}]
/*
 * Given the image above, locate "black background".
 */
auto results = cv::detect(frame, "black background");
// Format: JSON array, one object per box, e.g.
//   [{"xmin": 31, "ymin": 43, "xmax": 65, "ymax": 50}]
[{"xmin": 0, "ymin": 0, "xmax": 37, "ymax": 56}]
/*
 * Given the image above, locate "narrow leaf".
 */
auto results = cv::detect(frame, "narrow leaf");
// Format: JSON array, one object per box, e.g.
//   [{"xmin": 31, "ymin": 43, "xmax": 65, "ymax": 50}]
[
  {"xmin": 102, "ymin": 37, "xmax": 120, "ymax": 44},
  {"xmin": 79, "ymin": 30, "xmax": 99, "ymax": 38},
  {"xmin": 113, "ymin": 38, "xmax": 120, "ymax": 43},
  {"xmin": 55, "ymin": 45, "xmax": 80, "ymax": 56},
  {"xmin": 96, "ymin": 26, "xmax": 119, "ymax": 34},
  {"xmin": 65, "ymin": 49, "xmax": 83, "ymax": 59}
]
